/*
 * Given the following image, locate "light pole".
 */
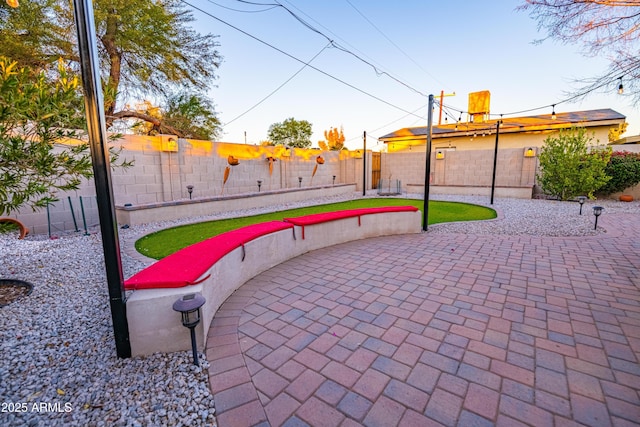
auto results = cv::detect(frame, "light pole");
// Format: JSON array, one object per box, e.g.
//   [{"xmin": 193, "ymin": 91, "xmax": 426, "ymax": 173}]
[{"xmin": 73, "ymin": 0, "xmax": 130, "ymax": 358}]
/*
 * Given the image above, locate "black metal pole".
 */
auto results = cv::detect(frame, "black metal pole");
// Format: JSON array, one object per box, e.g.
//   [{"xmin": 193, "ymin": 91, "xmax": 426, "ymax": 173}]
[
  {"xmin": 362, "ymin": 131, "xmax": 367, "ymax": 196},
  {"xmin": 423, "ymin": 95, "xmax": 434, "ymax": 231},
  {"xmin": 190, "ymin": 327, "xmax": 199, "ymax": 366},
  {"xmin": 490, "ymin": 121, "xmax": 501, "ymax": 205},
  {"xmin": 73, "ymin": 0, "xmax": 131, "ymax": 358}
]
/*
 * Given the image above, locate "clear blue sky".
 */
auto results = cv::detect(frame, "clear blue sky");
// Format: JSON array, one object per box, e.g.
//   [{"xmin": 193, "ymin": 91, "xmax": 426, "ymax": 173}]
[{"xmin": 186, "ymin": 0, "xmax": 638, "ymax": 149}]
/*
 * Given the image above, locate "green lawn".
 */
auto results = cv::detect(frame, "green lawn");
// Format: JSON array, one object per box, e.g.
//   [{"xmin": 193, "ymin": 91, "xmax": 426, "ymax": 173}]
[{"xmin": 135, "ymin": 198, "xmax": 496, "ymax": 259}]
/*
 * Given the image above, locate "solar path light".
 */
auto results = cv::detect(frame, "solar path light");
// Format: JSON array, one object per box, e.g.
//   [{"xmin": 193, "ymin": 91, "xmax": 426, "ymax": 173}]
[
  {"xmin": 187, "ymin": 185, "xmax": 194, "ymax": 199},
  {"xmin": 592, "ymin": 206, "xmax": 604, "ymax": 230},
  {"xmin": 173, "ymin": 293, "xmax": 206, "ymax": 366},
  {"xmin": 257, "ymin": 180, "xmax": 262, "ymax": 192},
  {"xmin": 298, "ymin": 176, "xmax": 303, "ymax": 187},
  {"xmin": 577, "ymin": 196, "xmax": 586, "ymax": 215}
]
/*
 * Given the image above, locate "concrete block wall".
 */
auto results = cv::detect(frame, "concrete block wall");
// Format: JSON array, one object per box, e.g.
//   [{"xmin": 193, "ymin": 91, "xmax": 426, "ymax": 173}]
[
  {"xmin": 109, "ymin": 137, "xmax": 346, "ymax": 203},
  {"xmin": 382, "ymin": 148, "xmax": 537, "ymax": 191},
  {"xmin": 9, "ymin": 135, "xmax": 361, "ymax": 234}
]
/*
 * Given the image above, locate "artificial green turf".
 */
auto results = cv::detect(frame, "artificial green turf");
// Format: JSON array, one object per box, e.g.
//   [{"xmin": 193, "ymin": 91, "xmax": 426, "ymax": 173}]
[{"xmin": 135, "ymin": 198, "xmax": 496, "ymax": 260}]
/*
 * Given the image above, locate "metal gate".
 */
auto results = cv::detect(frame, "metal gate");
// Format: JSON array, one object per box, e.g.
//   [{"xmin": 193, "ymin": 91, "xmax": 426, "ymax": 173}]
[{"xmin": 372, "ymin": 152, "xmax": 381, "ymax": 189}]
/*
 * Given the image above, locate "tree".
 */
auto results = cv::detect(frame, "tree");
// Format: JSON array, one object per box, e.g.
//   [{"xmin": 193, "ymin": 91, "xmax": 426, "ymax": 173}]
[
  {"xmin": 0, "ymin": 57, "xmax": 130, "ymax": 215},
  {"xmin": 537, "ymin": 127, "xmax": 612, "ymax": 200},
  {"xmin": 319, "ymin": 126, "xmax": 345, "ymax": 151},
  {"xmin": 128, "ymin": 93, "xmax": 221, "ymax": 140},
  {"xmin": 608, "ymin": 121, "xmax": 628, "ymax": 142},
  {"xmin": 0, "ymin": 0, "xmax": 223, "ymax": 137},
  {"xmin": 518, "ymin": 1, "xmax": 640, "ymax": 105},
  {"xmin": 267, "ymin": 118, "xmax": 313, "ymax": 148}
]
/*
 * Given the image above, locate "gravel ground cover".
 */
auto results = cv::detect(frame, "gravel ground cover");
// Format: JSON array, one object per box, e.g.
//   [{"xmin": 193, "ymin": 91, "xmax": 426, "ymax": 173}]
[{"xmin": 1, "ymin": 193, "xmax": 637, "ymax": 426}]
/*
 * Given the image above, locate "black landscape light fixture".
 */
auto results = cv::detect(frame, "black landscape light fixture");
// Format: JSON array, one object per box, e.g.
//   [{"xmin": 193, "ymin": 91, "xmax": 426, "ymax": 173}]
[
  {"xmin": 186, "ymin": 185, "xmax": 194, "ymax": 199},
  {"xmin": 173, "ymin": 293, "xmax": 206, "ymax": 366},
  {"xmin": 592, "ymin": 206, "xmax": 604, "ymax": 230},
  {"xmin": 298, "ymin": 176, "xmax": 303, "ymax": 187},
  {"xmin": 577, "ymin": 196, "xmax": 587, "ymax": 215},
  {"xmin": 332, "ymin": 175, "xmax": 336, "ymax": 186},
  {"xmin": 257, "ymin": 180, "xmax": 262, "ymax": 192}
]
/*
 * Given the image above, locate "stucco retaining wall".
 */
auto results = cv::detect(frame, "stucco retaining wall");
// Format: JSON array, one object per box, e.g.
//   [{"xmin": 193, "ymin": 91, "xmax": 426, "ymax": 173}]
[{"xmin": 126, "ymin": 209, "xmax": 422, "ymax": 356}]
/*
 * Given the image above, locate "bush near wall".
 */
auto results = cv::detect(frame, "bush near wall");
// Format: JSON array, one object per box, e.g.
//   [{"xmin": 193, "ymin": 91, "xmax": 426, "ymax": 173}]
[{"xmin": 599, "ymin": 151, "xmax": 640, "ymax": 195}]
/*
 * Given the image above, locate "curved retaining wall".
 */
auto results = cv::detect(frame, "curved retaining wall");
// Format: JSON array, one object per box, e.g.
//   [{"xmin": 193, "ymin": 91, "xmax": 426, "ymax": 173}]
[{"xmin": 126, "ymin": 209, "xmax": 422, "ymax": 356}]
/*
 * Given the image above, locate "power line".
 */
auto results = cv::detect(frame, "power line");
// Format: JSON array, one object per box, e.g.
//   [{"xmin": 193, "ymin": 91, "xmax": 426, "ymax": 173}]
[
  {"xmin": 278, "ymin": 0, "xmax": 419, "ymax": 93},
  {"xmin": 344, "ymin": 0, "xmax": 444, "ymax": 89},
  {"xmin": 231, "ymin": 0, "xmax": 429, "ymax": 97},
  {"xmin": 205, "ymin": 0, "xmax": 278, "ymax": 13},
  {"xmin": 181, "ymin": 0, "xmax": 424, "ymax": 118},
  {"xmin": 224, "ymin": 42, "xmax": 331, "ymax": 126}
]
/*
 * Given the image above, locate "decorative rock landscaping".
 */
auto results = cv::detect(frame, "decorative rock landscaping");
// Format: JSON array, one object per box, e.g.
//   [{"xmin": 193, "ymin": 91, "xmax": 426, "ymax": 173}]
[{"xmin": 1, "ymin": 193, "xmax": 638, "ymax": 426}]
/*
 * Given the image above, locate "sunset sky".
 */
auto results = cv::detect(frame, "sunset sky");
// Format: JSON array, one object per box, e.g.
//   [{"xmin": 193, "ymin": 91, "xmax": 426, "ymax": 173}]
[{"xmin": 186, "ymin": 0, "xmax": 638, "ymax": 149}]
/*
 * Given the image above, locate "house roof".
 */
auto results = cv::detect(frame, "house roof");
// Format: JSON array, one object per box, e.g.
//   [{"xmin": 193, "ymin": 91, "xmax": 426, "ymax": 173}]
[{"xmin": 379, "ymin": 108, "xmax": 626, "ymax": 141}]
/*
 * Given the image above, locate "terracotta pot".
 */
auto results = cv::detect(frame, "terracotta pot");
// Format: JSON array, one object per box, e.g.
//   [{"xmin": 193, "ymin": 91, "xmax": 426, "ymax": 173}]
[{"xmin": 619, "ymin": 194, "xmax": 634, "ymax": 202}]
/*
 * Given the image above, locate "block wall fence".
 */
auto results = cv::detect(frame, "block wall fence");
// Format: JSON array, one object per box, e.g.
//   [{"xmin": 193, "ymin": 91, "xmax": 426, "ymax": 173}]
[{"xmin": 9, "ymin": 134, "xmax": 639, "ymax": 235}]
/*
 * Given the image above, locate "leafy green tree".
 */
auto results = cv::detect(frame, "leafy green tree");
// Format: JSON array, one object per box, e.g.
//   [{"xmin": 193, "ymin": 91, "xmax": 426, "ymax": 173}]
[
  {"xmin": 0, "ymin": 0, "xmax": 222, "ymax": 137},
  {"xmin": 267, "ymin": 118, "xmax": 313, "ymax": 148},
  {"xmin": 537, "ymin": 127, "xmax": 611, "ymax": 200},
  {"xmin": 0, "ymin": 56, "xmax": 130, "ymax": 215},
  {"xmin": 161, "ymin": 93, "xmax": 221, "ymax": 140}
]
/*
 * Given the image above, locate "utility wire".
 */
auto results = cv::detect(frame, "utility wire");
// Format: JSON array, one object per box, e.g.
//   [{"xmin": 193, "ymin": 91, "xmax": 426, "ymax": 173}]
[
  {"xmin": 224, "ymin": 42, "xmax": 331, "ymax": 126},
  {"xmin": 231, "ymin": 0, "xmax": 428, "ymax": 97},
  {"xmin": 438, "ymin": 75, "xmax": 622, "ymax": 120},
  {"xmin": 205, "ymin": 0, "xmax": 278, "ymax": 13},
  {"xmin": 344, "ymin": 0, "xmax": 444, "ymax": 89},
  {"xmin": 181, "ymin": 0, "xmax": 424, "ymax": 118},
  {"xmin": 278, "ymin": 0, "xmax": 411, "ymax": 92}
]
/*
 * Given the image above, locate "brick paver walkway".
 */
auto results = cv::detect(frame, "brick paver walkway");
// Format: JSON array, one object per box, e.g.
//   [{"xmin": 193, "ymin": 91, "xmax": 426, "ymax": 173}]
[{"xmin": 206, "ymin": 213, "xmax": 640, "ymax": 427}]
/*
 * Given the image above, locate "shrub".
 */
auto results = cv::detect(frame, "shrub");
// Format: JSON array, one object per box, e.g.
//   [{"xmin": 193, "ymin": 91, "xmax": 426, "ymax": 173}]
[
  {"xmin": 537, "ymin": 127, "xmax": 611, "ymax": 200},
  {"xmin": 599, "ymin": 151, "xmax": 640, "ymax": 194}
]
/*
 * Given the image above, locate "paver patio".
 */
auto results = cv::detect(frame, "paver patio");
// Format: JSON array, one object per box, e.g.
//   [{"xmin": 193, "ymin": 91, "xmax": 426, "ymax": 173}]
[{"xmin": 206, "ymin": 213, "xmax": 640, "ymax": 427}]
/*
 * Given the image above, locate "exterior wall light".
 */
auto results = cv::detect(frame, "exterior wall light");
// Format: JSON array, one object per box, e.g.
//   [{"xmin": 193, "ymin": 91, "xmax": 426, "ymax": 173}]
[
  {"xmin": 524, "ymin": 147, "xmax": 536, "ymax": 158},
  {"xmin": 592, "ymin": 206, "xmax": 604, "ymax": 230},
  {"xmin": 186, "ymin": 185, "xmax": 194, "ymax": 199},
  {"xmin": 577, "ymin": 196, "xmax": 586, "ymax": 215},
  {"xmin": 436, "ymin": 150, "xmax": 445, "ymax": 160},
  {"xmin": 172, "ymin": 293, "xmax": 206, "ymax": 366}
]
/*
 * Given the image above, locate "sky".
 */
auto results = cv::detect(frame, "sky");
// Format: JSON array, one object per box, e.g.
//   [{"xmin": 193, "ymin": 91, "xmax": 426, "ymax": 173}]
[{"xmin": 184, "ymin": 0, "xmax": 639, "ymax": 150}]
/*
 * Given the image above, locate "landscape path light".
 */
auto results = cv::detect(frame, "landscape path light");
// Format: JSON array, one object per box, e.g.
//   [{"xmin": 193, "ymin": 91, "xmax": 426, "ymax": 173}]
[
  {"xmin": 186, "ymin": 185, "xmax": 194, "ymax": 199},
  {"xmin": 172, "ymin": 293, "xmax": 206, "ymax": 366},
  {"xmin": 577, "ymin": 196, "xmax": 586, "ymax": 215},
  {"xmin": 298, "ymin": 176, "xmax": 303, "ymax": 187},
  {"xmin": 332, "ymin": 175, "xmax": 336, "ymax": 186},
  {"xmin": 592, "ymin": 206, "xmax": 604, "ymax": 230},
  {"xmin": 257, "ymin": 180, "xmax": 262, "ymax": 192}
]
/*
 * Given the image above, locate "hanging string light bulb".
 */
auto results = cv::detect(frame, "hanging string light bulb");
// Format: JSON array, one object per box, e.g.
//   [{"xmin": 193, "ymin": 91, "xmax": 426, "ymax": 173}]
[
  {"xmin": 551, "ymin": 104, "xmax": 557, "ymax": 120},
  {"xmin": 618, "ymin": 77, "xmax": 624, "ymax": 94}
]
